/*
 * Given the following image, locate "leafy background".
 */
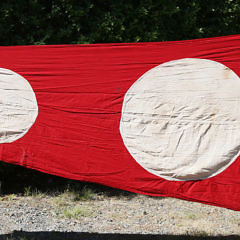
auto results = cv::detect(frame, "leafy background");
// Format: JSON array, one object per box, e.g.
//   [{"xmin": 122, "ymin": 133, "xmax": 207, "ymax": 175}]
[{"xmin": 0, "ymin": 0, "xmax": 240, "ymax": 46}]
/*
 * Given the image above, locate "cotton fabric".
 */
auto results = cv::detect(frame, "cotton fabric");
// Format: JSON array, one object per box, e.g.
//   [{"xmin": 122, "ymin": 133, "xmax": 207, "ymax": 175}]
[{"xmin": 0, "ymin": 35, "xmax": 240, "ymax": 210}]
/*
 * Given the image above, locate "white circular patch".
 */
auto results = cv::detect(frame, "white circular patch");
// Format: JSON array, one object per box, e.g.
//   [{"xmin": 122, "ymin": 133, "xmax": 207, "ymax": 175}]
[
  {"xmin": 0, "ymin": 68, "xmax": 38, "ymax": 143},
  {"xmin": 120, "ymin": 58, "xmax": 240, "ymax": 181}
]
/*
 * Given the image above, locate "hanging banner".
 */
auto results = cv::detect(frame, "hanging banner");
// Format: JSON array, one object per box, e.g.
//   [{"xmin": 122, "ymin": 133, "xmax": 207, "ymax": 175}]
[{"xmin": 0, "ymin": 34, "xmax": 240, "ymax": 210}]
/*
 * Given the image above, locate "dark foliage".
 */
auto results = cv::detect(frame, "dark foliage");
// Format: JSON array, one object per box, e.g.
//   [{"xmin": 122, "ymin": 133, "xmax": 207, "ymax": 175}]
[{"xmin": 0, "ymin": 0, "xmax": 240, "ymax": 46}]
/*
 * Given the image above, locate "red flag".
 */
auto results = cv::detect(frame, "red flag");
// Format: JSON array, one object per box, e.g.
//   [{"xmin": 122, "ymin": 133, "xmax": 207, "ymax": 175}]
[{"xmin": 0, "ymin": 35, "xmax": 240, "ymax": 210}]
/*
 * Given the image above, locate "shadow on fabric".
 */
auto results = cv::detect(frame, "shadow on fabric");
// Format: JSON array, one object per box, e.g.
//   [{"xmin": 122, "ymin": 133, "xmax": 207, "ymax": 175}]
[{"xmin": 0, "ymin": 231, "xmax": 239, "ymax": 240}]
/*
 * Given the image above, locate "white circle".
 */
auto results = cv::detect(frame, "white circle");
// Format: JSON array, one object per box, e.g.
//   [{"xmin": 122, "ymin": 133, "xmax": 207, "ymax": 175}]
[
  {"xmin": 0, "ymin": 68, "xmax": 38, "ymax": 143},
  {"xmin": 120, "ymin": 58, "xmax": 240, "ymax": 181}
]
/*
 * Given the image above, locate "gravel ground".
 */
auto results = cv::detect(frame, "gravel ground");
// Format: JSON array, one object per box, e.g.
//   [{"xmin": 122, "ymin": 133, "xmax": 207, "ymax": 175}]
[{"xmin": 0, "ymin": 193, "xmax": 239, "ymax": 238}]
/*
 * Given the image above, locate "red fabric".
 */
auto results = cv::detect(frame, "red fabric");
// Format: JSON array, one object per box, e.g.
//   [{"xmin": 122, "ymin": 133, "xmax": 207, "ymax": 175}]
[{"xmin": 1, "ymin": 35, "xmax": 240, "ymax": 210}]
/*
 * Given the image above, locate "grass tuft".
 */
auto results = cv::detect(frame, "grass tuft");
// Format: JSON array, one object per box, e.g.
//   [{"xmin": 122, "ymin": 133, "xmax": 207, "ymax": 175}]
[
  {"xmin": 52, "ymin": 185, "xmax": 95, "ymax": 219},
  {"xmin": 63, "ymin": 205, "xmax": 92, "ymax": 219},
  {"xmin": 78, "ymin": 186, "xmax": 95, "ymax": 201},
  {"xmin": 23, "ymin": 186, "xmax": 46, "ymax": 198}
]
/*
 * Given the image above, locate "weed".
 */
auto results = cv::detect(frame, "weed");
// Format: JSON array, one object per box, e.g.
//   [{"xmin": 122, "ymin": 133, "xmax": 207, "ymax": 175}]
[
  {"xmin": 54, "ymin": 185, "xmax": 95, "ymax": 203},
  {"xmin": 63, "ymin": 205, "xmax": 92, "ymax": 219},
  {"xmin": 78, "ymin": 186, "xmax": 95, "ymax": 201},
  {"xmin": 182, "ymin": 210, "xmax": 199, "ymax": 221},
  {"xmin": 186, "ymin": 213, "xmax": 197, "ymax": 220},
  {"xmin": 177, "ymin": 223, "xmax": 183, "ymax": 227},
  {"xmin": 52, "ymin": 186, "xmax": 96, "ymax": 219},
  {"xmin": 23, "ymin": 186, "xmax": 31, "ymax": 196},
  {"xmin": 6, "ymin": 194, "xmax": 17, "ymax": 201},
  {"xmin": 54, "ymin": 191, "xmax": 78, "ymax": 205},
  {"xmin": 23, "ymin": 186, "xmax": 46, "ymax": 198}
]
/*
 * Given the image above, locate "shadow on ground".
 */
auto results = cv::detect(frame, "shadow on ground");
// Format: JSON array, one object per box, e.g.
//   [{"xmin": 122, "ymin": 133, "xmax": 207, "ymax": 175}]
[
  {"xmin": 0, "ymin": 162, "xmax": 136, "ymax": 198},
  {"xmin": 0, "ymin": 231, "xmax": 239, "ymax": 240}
]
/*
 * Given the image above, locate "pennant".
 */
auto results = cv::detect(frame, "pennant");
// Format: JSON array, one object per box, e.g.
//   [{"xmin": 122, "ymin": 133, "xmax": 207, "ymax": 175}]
[{"xmin": 0, "ymin": 35, "xmax": 240, "ymax": 210}]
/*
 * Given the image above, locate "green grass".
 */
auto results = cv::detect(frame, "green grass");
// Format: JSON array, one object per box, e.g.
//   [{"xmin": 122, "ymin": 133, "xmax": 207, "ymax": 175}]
[
  {"xmin": 63, "ymin": 205, "xmax": 93, "ymax": 219},
  {"xmin": 1, "ymin": 194, "xmax": 17, "ymax": 201},
  {"xmin": 185, "ymin": 212, "xmax": 198, "ymax": 220},
  {"xmin": 51, "ymin": 185, "xmax": 95, "ymax": 219},
  {"xmin": 78, "ymin": 185, "xmax": 95, "ymax": 201},
  {"xmin": 23, "ymin": 187, "xmax": 47, "ymax": 198}
]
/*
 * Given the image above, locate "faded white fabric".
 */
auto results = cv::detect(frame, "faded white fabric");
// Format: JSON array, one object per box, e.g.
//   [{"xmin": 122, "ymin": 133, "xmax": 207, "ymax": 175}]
[
  {"xmin": 0, "ymin": 68, "xmax": 38, "ymax": 143},
  {"xmin": 120, "ymin": 58, "xmax": 240, "ymax": 181}
]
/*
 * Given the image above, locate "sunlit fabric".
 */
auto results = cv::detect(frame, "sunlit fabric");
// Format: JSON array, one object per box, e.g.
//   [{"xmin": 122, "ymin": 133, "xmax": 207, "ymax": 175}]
[
  {"xmin": 120, "ymin": 58, "xmax": 240, "ymax": 181},
  {"xmin": 0, "ymin": 35, "xmax": 240, "ymax": 210}
]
